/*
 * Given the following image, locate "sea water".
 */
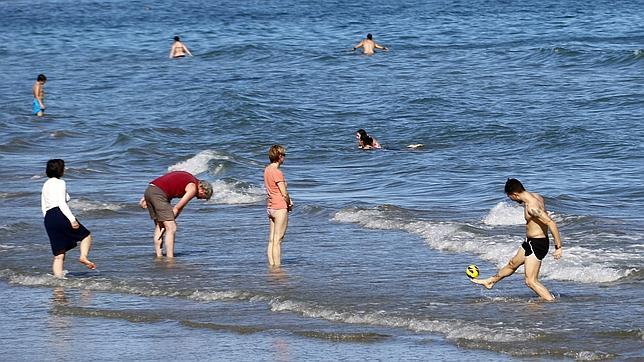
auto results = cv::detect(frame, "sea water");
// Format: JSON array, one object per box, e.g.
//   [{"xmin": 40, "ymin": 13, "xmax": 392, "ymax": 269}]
[{"xmin": 0, "ymin": 0, "xmax": 642, "ymax": 360}]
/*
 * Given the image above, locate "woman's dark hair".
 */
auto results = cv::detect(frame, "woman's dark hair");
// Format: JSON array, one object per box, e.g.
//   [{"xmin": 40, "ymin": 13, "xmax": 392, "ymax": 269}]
[
  {"xmin": 174, "ymin": 36, "xmax": 180, "ymax": 41},
  {"xmin": 356, "ymin": 129, "xmax": 373, "ymax": 147},
  {"xmin": 46, "ymin": 159, "xmax": 65, "ymax": 178}
]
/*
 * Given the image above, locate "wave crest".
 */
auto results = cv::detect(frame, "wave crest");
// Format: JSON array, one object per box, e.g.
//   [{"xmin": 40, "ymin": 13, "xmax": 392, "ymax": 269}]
[
  {"xmin": 269, "ymin": 298, "xmax": 530, "ymax": 343},
  {"xmin": 483, "ymin": 202, "xmax": 524, "ymax": 225},
  {"xmin": 209, "ymin": 179, "xmax": 265, "ymax": 205},
  {"xmin": 168, "ymin": 150, "xmax": 230, "ymax": 175}
]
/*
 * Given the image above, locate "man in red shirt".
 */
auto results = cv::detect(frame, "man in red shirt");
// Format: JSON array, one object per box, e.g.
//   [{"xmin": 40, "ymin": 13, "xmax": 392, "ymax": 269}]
[{"xmin": 139, "ymin": 171, "xmax": 213, "ymax": 258}]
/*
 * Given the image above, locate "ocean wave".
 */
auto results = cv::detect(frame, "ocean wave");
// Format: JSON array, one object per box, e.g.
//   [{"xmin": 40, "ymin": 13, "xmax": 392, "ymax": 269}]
[
  {"xmin": 293, "ymin": 330, "xmax": 390, "ymax": 342},
  {"xmin": 0, "ymin": 269, "xmax": 251, "ymax": 301},
  {"xmin": 181, "ymin": 320, "xmax": 266, "ymax": 335},
  {"xmin": 62, "ymin": 167, "xmax": 108, "ymax": 176},
  {"xmin": 208, "ymin": 179, "xmax": 265, "ymax": 205},
  {"xmin": 482, "ymin": 202, "xmax": 524, "ymax": 225},
  {"xmin": 51, "ymin": 305, "xmax": 389, "ymax": 341},
  {"xmin": 0, "ymin": 191, "xmax": 32, "ymax": 199},
  {"xmin": 0, "ymin": 222, "xmax": 32, "ymax": 235},
  {"xmin": 0, "ymin": 137, "xmax": 37, "ymax": 152},
  {"xmin": 188, "ymin": 289, "xmax": 256, "ymax": 301},
  {"xmin": 51, "ymin": 305, "xmax": 164, "ymax": 323},
  {"xmin": 168, "ymin": 150, "xmax": 231, "ymax": 175},
  {"xmin": 269, "ymin": 298, "xmax": 531, "ymax": 343},
  {"xmin": 524, "ymin": 46, "xmax": 644, "ymax": 69},
  {"xmin": 68, "ymin": 199, "xmax": 125, "ymax": 213},
  {"xmin": 546, "ymin": 263, "xmax": 633, "ymax": 284},
  {"xmin": 483, "ymin": 202, "xmax": 569, "ymax": 226},
  {"xmin": 332, "ymin": 207, "xmax": 633, "ymax": 283},
  {"xmin": 0, "ymin": 268, "xmax": 527, "ymax": 343},
  {"xmin": 49, "ymin": 130, "xmax": 81, "ymax": 138}
]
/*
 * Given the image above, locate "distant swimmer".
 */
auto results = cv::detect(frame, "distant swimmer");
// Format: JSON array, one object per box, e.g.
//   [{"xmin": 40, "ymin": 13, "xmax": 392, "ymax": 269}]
[
  {"xmin": 41, "ymin": 159, "xmax": 96, "ymax": 278},
  {"xmin": 32, "ymin": 74, "xmax": 47, "ymax": 116},
  {"xmin": 169, "ymin": 36, "xmax": 193, "ymax": 58},
  {"xmin": 264, "ymin": 145, "xmax": 293, "ymax": 267},
  {"xmin": 356, "ymin": 129, "xmax": 381, "ymax": 149},
  {"xmin": 139, "ymin": 171, "xmax": 213, "ymax": 258},
  {"xmin": 471, "ymin": 178, "xmax": 563, "ymax": 301},
  {"xmin": 352, "ymin": 33, "xmax": 388, "ymax": 55}
]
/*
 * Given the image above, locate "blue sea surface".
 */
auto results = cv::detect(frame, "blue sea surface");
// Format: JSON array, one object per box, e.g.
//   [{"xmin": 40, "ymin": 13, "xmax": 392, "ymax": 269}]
[{"xmin": 0, "ymin": 0, "xmax": 643, "ymax": 360}]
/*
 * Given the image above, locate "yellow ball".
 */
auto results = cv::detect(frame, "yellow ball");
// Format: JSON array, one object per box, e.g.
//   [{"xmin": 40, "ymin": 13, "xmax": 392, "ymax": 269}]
[{"xmin": 466, "ymin": 264, "xmax": 479, "ymax": 278}]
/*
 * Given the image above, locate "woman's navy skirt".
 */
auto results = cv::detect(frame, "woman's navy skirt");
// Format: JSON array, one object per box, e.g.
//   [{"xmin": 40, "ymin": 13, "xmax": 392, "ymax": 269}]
[{"xmin": 44, "ymin": 207, "xmax": 91, "ymax": 255}]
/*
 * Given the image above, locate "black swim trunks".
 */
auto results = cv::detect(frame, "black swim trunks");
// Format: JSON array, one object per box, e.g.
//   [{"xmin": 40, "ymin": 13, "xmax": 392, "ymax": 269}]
[{"xmin": 522, "ymin": 237, "xmax": 550, "ymax": 261}]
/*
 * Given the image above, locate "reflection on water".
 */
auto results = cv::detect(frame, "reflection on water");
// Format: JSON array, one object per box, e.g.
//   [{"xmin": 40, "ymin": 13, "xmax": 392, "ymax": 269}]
[
  {"xmin": 153, "ymin": 256, "xmax": 178, "ymax": 269},
  {"xmin": 268, "ymin": 266, "xmax": 288, "ymax": 285},
  {"xmin": 51, "ymin": 287, "xmax": 68, "ymax": 305},
  {"xmin": 272, "ymin": 337, "xmax": 291, "ymax": 362},
  {"xmin": 47, "ymin": 287, "xmax": 72, "ymax": 354}
]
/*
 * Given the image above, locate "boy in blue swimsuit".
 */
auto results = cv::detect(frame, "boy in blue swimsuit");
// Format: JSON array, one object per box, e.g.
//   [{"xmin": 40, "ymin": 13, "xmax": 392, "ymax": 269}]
[{"xmin": 32, "ymin": 74, "xmax": 47, "ymax": 116}]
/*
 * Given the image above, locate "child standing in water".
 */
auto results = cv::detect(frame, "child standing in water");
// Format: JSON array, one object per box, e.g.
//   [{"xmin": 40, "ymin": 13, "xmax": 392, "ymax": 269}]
[
  {"xmin": 32, "ymin": 74, "xmax": 46, "ymax": 116},
  {"xmin": 264, "ymin": 145, "xmax": 293, "ymax": 267},
  {"xmin": 41, "ymin": 159, "xmax": 96, "ymax": 277}
]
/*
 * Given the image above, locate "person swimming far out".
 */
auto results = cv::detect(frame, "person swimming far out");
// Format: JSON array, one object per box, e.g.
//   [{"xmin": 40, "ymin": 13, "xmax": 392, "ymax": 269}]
[
  {"xmin": 169, "ymin": 36, "xmax": 193, "ymax": 58},
  {"xmin": 356, "ymin": 129, "xmax": 381, "ymax": 149},
  {"xmin": 352, "ymin": 33, "xmax": 388, "ymax": 55}
]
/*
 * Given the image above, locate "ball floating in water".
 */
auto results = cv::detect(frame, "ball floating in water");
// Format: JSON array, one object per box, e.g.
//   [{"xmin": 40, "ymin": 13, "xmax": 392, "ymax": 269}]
[{"xmin": 465, "ymin": 264, "xmax": 479, "ymax": 278}]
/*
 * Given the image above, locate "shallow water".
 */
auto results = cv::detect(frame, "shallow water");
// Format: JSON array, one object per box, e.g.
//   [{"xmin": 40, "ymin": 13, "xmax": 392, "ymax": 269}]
[{"xmin": 1, "ymin": 0, "xmax": 643, "ymax": 360}]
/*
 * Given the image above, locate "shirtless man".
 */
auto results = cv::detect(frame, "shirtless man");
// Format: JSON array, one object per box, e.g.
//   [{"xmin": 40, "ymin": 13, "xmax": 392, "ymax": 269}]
[
  {"xmin": 32, "ymin": 74, "xmax": 47, "ymax": 116},
  {"xmin": 169, "ymin": 36, "xmax": 193, "ymax": 58},
  {"xmin": 471, "ymin": 178, "xmax": 563, "ymax": 301},
  {"xmin": 352, "ymin": 33, "xmax": 388, "ymax": 55},
  {"xmin": 139, "ymin": 171, "xmax": 212, "ymax": 258}
]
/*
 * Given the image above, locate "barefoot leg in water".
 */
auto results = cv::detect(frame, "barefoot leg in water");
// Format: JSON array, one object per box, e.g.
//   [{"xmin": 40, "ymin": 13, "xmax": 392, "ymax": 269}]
[
  {"xmin": 470, "ymin": 247, "xmax": 525, "ymax": 290},
  {"xmin": 78, "ymin": 234, "xmax": 96, "ymax": 270}
]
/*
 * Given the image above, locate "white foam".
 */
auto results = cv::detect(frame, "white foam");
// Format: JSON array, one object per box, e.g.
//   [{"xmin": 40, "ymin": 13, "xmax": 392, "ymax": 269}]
[
  {"xmin": 269, "ymin": 298, "xmax": 530, "ymax": 342},
  {"xmin": 0, "ymin": 269, "xmax": 264, "ymax": 302},
  {"xmin": 208, "ymin": 180, "xmax": 265, "ymax": 205},
  {"xmin": 332, "ymin": 209, "xmax": 405, "ymax": 230},
  {"xmin": 333, "ymin": 208, "xmax": 472, "ymax": 252},
  {"xmin": 68, "ymin": 199, "xmax": 124, "ymax": 212},
  {"xmin": 189, "ymin": 289, "xmax": 252, "ymax": 301},
  {"xmin": 332, "ymin": 207, "xmax": 634, "ymax": 283},
  {"xmin": 168, "ymin": 150, "xmax": 230, "ymax": 175},
  {"xmin": 483, "ymin": 202, "xmax": 524, "ymax": 225}
]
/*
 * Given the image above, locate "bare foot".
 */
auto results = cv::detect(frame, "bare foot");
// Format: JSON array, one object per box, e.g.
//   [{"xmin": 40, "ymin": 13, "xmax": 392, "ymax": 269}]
[
  {"xmin": 470, "ymin": 277, "xmax": 495, "ymax": 289},
  {"xmin": 79, "ymin": 258, "xmax": 96, "ymax": 270}
]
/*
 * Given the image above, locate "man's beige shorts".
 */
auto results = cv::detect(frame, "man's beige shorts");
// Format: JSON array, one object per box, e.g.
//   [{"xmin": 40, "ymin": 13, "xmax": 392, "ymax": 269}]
[{"xmin": 144, "ymin": 185, "xmax": 174, "ymax": 222}]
